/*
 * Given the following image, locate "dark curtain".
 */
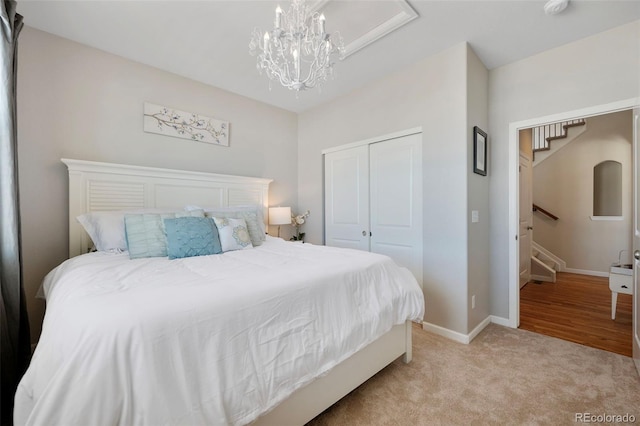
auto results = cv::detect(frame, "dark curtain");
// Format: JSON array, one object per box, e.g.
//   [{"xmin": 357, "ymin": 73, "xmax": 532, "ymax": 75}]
[{"xmin": 1, "ymin": 2, "xmax": 29, "ymax": 425}]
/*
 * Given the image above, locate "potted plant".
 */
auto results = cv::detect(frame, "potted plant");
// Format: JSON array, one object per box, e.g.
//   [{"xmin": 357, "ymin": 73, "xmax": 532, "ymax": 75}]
[{"xmin": 290, "ymin": 210, "xmax": 310, "ymax": 242}]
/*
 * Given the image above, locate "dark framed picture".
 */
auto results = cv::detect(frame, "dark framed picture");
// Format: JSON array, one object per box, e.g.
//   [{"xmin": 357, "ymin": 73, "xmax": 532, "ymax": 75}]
[{"xmin": 473, "ymin": 126, "xmax": 488, "ymax": 176}]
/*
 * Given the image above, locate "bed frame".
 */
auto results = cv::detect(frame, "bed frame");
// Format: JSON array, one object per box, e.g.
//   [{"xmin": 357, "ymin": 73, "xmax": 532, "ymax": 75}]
[{"xmin": 62, "ymin": 158, "xmax": 413, "ymax": 425}]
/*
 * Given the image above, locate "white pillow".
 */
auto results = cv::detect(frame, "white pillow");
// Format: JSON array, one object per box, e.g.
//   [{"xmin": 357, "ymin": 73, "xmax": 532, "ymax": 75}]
[
  {"xmin": 212, "ymin": 217, "xmax": 253, "ymax": 252},
  {"xmin": 76, "ymin": 211, "xmax": 128, "ymax": 252},
  {"xmin": 77, "ymin": 208, "xmax": 200, "ymax": 252}
]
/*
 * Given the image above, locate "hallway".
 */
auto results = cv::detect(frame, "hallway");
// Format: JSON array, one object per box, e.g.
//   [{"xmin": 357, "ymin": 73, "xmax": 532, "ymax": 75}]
[{"xmin": 519, "ymin": 272, "xmax": 633, "ymax": 357}]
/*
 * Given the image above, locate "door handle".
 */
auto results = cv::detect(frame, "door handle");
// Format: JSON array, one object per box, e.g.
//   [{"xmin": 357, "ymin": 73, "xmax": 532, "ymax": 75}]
[
  {"xmin": 635, "ymin": 250, "xmax": 640, "ymax": 260},
  {"xmin": 527, "ymin": 226, "xmax": 533, "ymax": 230},
  {"xmin": 362, "ymin": 230, "xmax": 367, "ymax": 237}
]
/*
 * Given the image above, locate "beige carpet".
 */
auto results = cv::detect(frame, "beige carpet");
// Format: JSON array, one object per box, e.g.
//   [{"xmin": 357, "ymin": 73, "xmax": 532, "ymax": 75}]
[{"xmin": 308, "ymin": 324, "xmax": 640, "ymax": 425}]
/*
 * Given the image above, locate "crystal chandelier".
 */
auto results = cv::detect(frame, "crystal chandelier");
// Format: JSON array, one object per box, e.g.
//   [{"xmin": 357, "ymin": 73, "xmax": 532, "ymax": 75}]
[{"xmin": 249, "ymin": 0, "xmax": 345, "ymax": 92}]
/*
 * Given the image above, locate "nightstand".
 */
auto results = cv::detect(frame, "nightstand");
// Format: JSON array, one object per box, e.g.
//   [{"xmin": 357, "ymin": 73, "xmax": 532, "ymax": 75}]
[{"xmin": 609, "ymin": 265, "xmax": 633, "ymax": 320}]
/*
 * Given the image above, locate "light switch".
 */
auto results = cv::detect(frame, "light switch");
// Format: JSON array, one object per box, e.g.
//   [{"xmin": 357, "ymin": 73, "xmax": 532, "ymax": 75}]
[{"xmin": 471, "ymin": 210, "xmax": 479, "ymax": 223}]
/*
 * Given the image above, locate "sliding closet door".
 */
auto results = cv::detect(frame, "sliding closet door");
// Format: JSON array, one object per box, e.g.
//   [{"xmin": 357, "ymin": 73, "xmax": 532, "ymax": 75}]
[
  {"xmin": 324, "ymin": 145, "xmax": 370, "ymax": 250},
  {"xmin": 369, "ymin": 134, "xmax": 423, "ymax": 285}
]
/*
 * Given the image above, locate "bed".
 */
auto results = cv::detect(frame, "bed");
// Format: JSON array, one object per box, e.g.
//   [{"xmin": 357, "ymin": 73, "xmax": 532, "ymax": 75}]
[{"xmin": 14, "ymin": 159, "xmax": 424, "ymax": 426}]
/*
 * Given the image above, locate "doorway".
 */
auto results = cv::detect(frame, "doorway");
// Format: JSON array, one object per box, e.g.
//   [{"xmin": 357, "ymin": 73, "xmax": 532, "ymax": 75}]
[
  {"xmin": 517, "ymin": 111, "xmax": 634, "ymax": 356},
  {"xmin": 508, "ymin": 100, "xmax": 639, "ymax": 364}
]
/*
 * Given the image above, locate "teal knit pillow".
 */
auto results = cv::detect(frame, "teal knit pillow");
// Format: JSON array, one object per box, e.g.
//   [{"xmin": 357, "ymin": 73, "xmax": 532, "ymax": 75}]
[{"xmin": 164, "ymin": 217, "xmax": 222, "ymax": 259}]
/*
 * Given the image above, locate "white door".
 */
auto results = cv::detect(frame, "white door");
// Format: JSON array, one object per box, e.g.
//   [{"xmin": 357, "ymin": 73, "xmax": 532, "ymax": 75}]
[
  {"xmin": 369, "ymin": 134, "xmax": 423, "ymax": 286},
  {"xmin": 324, "ymin": 145, "xmax": 370, "ymax": 251},
  {"xmin": 519, "ymin": 153, "xmax": 533, "ymax": 289},
  {"xmin": 633, "ymin": 107, "xmax": 640, "ymax": 374}
]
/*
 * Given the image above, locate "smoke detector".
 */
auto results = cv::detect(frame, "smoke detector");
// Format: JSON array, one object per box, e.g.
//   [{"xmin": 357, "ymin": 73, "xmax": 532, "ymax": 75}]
[{"xmin": 544, "ymin": 0, "xmax": 569, "ymax": 15}]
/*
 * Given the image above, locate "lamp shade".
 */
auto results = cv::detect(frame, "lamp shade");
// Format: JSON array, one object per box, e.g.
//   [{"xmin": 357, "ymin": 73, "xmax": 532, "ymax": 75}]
[{"xmin": 269, "ymin": 206, "xmax": 291, "ymax": 225}]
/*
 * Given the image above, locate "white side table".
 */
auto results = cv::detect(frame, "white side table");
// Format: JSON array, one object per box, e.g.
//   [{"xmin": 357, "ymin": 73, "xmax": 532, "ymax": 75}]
[{"xmin": 609, "ymin": 266, "xmax": 633, "ymax": 320}]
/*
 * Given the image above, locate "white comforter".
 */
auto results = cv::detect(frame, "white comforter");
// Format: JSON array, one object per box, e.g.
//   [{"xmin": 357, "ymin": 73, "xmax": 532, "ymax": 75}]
[{"xmin": 15, "ymin": 237, "xmax": 424, "ymax": 426}]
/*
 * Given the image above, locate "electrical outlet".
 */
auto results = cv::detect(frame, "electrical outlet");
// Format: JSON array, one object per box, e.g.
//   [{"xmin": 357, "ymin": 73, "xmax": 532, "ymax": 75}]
[{"xmin": 472, "ymin": 295, "xmax": 476, "ymax": 309}]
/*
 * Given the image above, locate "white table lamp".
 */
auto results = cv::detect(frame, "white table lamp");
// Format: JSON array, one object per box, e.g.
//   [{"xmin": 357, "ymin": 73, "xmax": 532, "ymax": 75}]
[{"xmin": 269, "ymin": 206, "xmax": 291, "ymax": 237}]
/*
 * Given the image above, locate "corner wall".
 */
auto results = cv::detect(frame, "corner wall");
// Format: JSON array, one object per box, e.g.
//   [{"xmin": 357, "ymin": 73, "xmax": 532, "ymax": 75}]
[
  {"xmin": 466, "ymin": 47, "xmax": 490, "ymax": 332},
  {"xmin": 17, "ymin": 27, "xmax": 299, "ymax": 343},
  {"xmin": 488, "ymin": 20, "xmax": 640, "ymax": 319}
]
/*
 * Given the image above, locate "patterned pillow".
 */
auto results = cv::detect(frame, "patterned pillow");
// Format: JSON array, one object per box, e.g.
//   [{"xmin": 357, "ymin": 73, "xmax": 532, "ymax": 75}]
[
  {"xmin": 164, "ymin": 217, "xmax": 222, "ymax": 260},
  {"xmin": 124, "ymin": 210, "xmax": 204, "ymax": 259},
  {"xmin": 212, "ymin": 217, "xmax": 253, "ymax": 252},
  {"xmin": 186, "ymin": 205, "xmax": 266, "ymax": 246}
]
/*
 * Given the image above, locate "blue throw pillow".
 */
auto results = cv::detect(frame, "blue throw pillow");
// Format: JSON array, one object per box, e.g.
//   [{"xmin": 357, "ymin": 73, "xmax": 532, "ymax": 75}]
[{"xmin": 164, "ymin": 217, "xmax": 222, "ymax": 260}]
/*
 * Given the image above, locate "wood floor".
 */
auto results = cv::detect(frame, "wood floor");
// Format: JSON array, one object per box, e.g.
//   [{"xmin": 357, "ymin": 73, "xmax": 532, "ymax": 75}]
[{"xmin": 519, "ymin": 272, "xmax": 633, "ymax": 357}]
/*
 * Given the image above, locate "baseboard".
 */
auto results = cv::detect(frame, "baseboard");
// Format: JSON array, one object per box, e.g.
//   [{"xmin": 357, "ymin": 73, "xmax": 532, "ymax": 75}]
[
  {"xmin": 563, "ymin": 268, "xmax": 609, "ymax": 278},
  {"xmin": 490, "ymin": 315, "xmax": 511, "ymax": 327},
  {"xmin": 422, "ymin": 316, "xmax": 491, "ymax": 344},
  {"xmin": 468, "ymin": 316, "xmax": 491, "ymax": 342},
  {"xmin": 422, "ymin": 321, "xmax": 469, "ymax": 343}
]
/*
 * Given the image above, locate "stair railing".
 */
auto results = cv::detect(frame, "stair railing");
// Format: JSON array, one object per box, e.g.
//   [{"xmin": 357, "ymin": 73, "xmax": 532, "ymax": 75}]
[
  {"xmin": 532, "ymin": 203, "xmax": 559, "ymax": 221},
  {"xmin": 532, "ymin": 119, "xmax": 586, "ymax": 152}
]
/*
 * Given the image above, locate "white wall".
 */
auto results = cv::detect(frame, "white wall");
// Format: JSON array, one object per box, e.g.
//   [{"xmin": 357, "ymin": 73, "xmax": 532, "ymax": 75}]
[
  {"xmin": 17, "ymin": 27, "xmax": 299, "ymax": 343},
  {"xmin": 533, "ymin": 111, "xmax": 633, "ymax": 273},
  {"xmin": 489, "ymin": 20, "xmax": 640, "ymax": 319},
  {"xmin": 299, "ymin": 43, "xmax": 488, "ymax": 336}
]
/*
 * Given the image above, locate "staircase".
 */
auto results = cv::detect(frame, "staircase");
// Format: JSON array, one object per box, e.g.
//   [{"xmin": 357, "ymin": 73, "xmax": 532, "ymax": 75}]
[
  {"xmin": 531, "ymin": 242, "xmax": 565, "ymax": 283},
  {"xmin": 532, "ymin": 119, "xmax": 586, "ymax": 164}
]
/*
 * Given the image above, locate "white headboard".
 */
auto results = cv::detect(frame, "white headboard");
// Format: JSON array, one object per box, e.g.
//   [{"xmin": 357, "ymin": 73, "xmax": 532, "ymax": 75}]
[{"xmin": 62, "ymin": 158, "xmax": 273, "ymax": 258}]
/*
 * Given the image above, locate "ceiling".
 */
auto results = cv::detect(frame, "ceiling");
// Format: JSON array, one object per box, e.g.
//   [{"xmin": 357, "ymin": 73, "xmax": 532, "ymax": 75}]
[{"xmin": 16, "ymin": 1, "xmax": 640, "ymax": 113}]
